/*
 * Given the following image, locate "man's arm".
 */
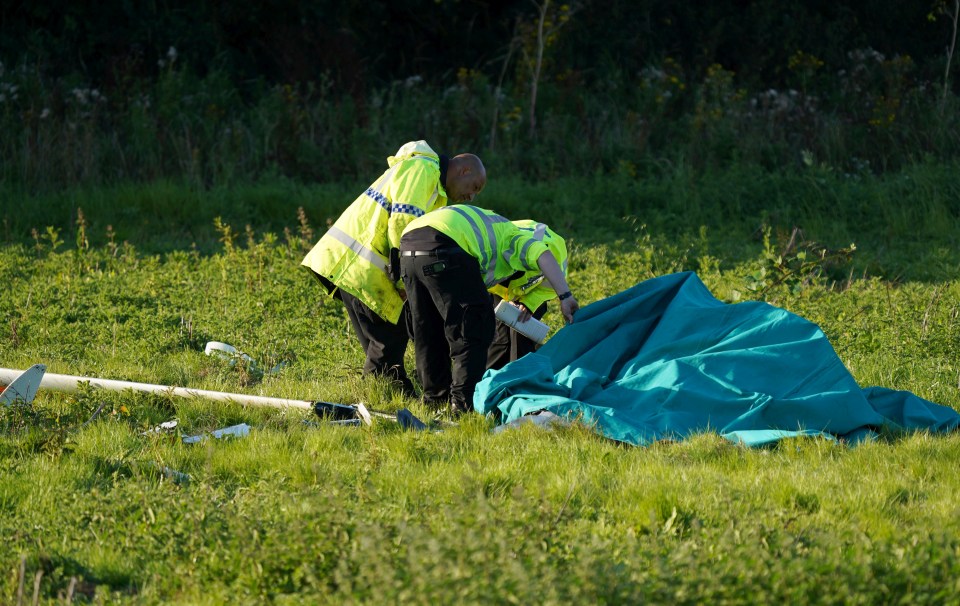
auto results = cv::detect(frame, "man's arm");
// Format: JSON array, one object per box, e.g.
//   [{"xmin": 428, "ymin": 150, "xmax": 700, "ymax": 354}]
[{"xmin": 536, "ymin": 251, "xmax": 579, "ymax": 323}]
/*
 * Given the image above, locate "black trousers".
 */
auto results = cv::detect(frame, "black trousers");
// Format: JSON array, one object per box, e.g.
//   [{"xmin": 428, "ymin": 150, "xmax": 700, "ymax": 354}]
[
  {"xmin": 487, "ymin": 294, "xmax": 547, "ymax": 371},
  {"xmin": 338, "ymin": 289, "xmax": 415, "ymax": 395},
  {"xmin": 400, "ymin": 249, "xmax": 496, "ymax": 413}
]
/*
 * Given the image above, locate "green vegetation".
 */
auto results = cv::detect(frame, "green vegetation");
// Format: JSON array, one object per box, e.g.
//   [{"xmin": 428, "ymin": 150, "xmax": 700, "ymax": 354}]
[
  {"xmin": 1, "ymin": 166, "xmax": 959, "ymax": 603},
  {"xmin": 2, "ymin": 2, "xmax": 960, "ymax": 189}
]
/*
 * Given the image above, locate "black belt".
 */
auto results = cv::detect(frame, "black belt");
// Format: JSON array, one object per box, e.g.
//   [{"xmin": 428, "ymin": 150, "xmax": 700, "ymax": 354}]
[{"xmin": 400, "ymin": 247, "xmax": 462, "ymax": 257}]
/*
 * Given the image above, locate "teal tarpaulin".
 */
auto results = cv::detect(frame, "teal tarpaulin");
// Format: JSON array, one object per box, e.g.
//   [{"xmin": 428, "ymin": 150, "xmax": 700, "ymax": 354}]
[{"xmin": 474, "ymin": 272, "xmax": 960, "ymax": 446}]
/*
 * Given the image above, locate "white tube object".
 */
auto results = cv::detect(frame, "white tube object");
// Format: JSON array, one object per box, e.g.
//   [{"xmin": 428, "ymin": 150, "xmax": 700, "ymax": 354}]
[
  {"xmin": 204, "ymin": 341, "xmax": 256, "ymax": 365},
  {"xmin": 0, "ymin": 367, "xmax": 314, "ymax": 411}
]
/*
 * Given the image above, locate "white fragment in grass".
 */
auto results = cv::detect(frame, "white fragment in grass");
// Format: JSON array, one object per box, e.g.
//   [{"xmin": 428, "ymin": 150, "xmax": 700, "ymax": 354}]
[
  {"xmin": 204, "ymin": 341, "xmax": 287, "ymax": 375},
  {"xmin": 0, "ymin": 363, "xmax": 46, "ymax": 406},
  {"xmin": 355, "ymin": 402, "xmax": 373, "ymax": 426},
  {"xmin": 182, "ymin": 423, "xmax": 251, "ymax": 444},
  {"xmin": 142, "ymin": 419, "xmax": 179, "ymax": 435},
  {"xmin": 204, "ymin": 341, "xmax": 255, "ymax": 366}
]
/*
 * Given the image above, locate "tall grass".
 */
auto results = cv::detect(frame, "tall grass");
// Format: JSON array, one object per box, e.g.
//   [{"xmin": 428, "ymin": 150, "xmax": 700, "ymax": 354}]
[{"xmin": 4, "ymin": 159, "xmax": 957, "ymax": 282}]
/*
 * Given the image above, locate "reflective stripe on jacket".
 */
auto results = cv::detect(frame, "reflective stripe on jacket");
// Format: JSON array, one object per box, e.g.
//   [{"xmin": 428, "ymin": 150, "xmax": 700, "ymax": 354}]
[
  {"xmin": 402, "ymin": 205, "xmax": 567, "ymax": 309},
  {"xmin": 301, "ymin": 141, "xmax": 447, "ymax": 323}
]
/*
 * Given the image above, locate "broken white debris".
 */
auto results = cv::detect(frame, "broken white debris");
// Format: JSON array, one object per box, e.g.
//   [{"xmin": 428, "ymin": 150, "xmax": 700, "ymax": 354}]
[
  {"xmin": 182, "ymin": 423, "xmax": 251, "ymax": 444},
  {"xmin": 204, "ymin": 341, "xmax": 288, "ymax": 376},
  {"xmin": 142, "ymin": 419, "xmax": 179, "ymax": 435},
  {"xmin": 0, "ymin": 364, "xmax": 46, "ymax": 406},
  {"xmin": 204, "ymin": 341, "xmax": 255, "ymax": 366}
]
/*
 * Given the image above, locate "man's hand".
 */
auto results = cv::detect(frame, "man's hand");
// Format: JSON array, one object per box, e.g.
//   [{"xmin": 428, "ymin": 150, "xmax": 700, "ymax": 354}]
[
  {"xmin": 509, "ymin": 301, "xmax": 532, "ymax": 322},
  {"xmin": 559, "ymin": 296, "xmax": 579, "ymax": 324}
]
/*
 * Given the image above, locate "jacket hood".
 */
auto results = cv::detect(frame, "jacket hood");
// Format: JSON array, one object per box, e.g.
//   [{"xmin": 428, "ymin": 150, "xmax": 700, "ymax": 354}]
[{"xmin": 388, "ymin": 140, "xmax": 438, "ymax": 167}]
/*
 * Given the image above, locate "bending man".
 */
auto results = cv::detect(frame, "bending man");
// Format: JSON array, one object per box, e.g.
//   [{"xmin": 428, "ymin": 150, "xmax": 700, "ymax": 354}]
[
  {"xmin": 399, "ymin": 205, "xmax": 578, "ymax": 414},
  {"xmin": 302, "ymin": 141, "xmax": 486, "ymax": 395}
]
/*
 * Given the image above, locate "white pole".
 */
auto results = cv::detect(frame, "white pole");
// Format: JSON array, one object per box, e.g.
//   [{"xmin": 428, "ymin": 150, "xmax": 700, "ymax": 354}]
[{"xmin": 0, "ymin": 367, "xmax": 314, "ymax": 411}]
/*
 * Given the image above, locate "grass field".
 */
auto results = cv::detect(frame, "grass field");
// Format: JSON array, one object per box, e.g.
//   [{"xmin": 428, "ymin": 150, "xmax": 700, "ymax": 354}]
[{"xmin": 2, "ymin": 165, "xmax": 960, "ymax": 604}]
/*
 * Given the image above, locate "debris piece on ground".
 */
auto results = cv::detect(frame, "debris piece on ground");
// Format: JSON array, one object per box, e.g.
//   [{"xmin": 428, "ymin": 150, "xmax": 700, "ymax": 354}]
[
  {"xmin": 313, "ymin": 400, "xmax": 397, "ymax": 421},
  {"xmin": 397, "ymin": 408, "xmax": 428, "ymax": 431},
  {"xmin": 204, "ymin": 341, "xmax": 255, "ymax": 365},
  {"xmin": 204, "ymin": 341, "xmax": 288, "ymax": 376},
  {"xmin": 313, "ymin": 400, "xmax": 362, "ymax": 420},
  {"xmin": 159, "ymin": 465, "xmax": 190, "ymax": 484},
  {"xmin": 182, "ymin": 423, "xmax": 251, "ymax": 444},
  {"xmin": 492, "ymin": 411, "xmax": 568, "ymax": 434},
  {"xmin": 148, "ymin": 462, "xmax": 190, "ymax": 484},
  {"xmin": 142, "ymin": 419, "xmax": 179, "ymax": 435},
  {"xmin": 79, "ymin": 402, "xmax": 107, "ymax": 428},
  {"xmin": 356, "ymin": 402, "xmax": 373, "ymax": 426},
  {"xmin": 313, "ymin": 401, "xmax": 430, "ymax": 430},
  {"xmin": 0, "ymin": 367, "xmax": 316, "ymax": 411},
  {"xmin": 0, "ymin": 364, "xmax": 46, "ymax": 406}
]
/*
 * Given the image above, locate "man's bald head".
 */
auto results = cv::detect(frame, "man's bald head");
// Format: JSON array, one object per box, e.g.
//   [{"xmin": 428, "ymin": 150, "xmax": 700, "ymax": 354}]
[{"xmin": 446, "ymin": 153, "xmax": 487, "ymax": 203}]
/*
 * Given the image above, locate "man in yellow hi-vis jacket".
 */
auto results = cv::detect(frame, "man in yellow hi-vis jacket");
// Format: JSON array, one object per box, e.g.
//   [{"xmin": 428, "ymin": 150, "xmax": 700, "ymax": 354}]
[
  {"xmin": 399, "ymin": 205, "xmax": 578, "ymax": 414},
  {"xmin": 302, "ymin": 141, "xmax": 486, "ymax": 395}
]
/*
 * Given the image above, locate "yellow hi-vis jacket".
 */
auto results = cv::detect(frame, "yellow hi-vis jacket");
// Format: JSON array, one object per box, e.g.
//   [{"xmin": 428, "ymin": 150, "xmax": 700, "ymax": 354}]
[
  {"xmin": 402, "ymin": 205, "xmax": 568, "ymax": 312},
  {"xmin": 301, "ymin": 141, "xmax": 448, "ymax": 323}
]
